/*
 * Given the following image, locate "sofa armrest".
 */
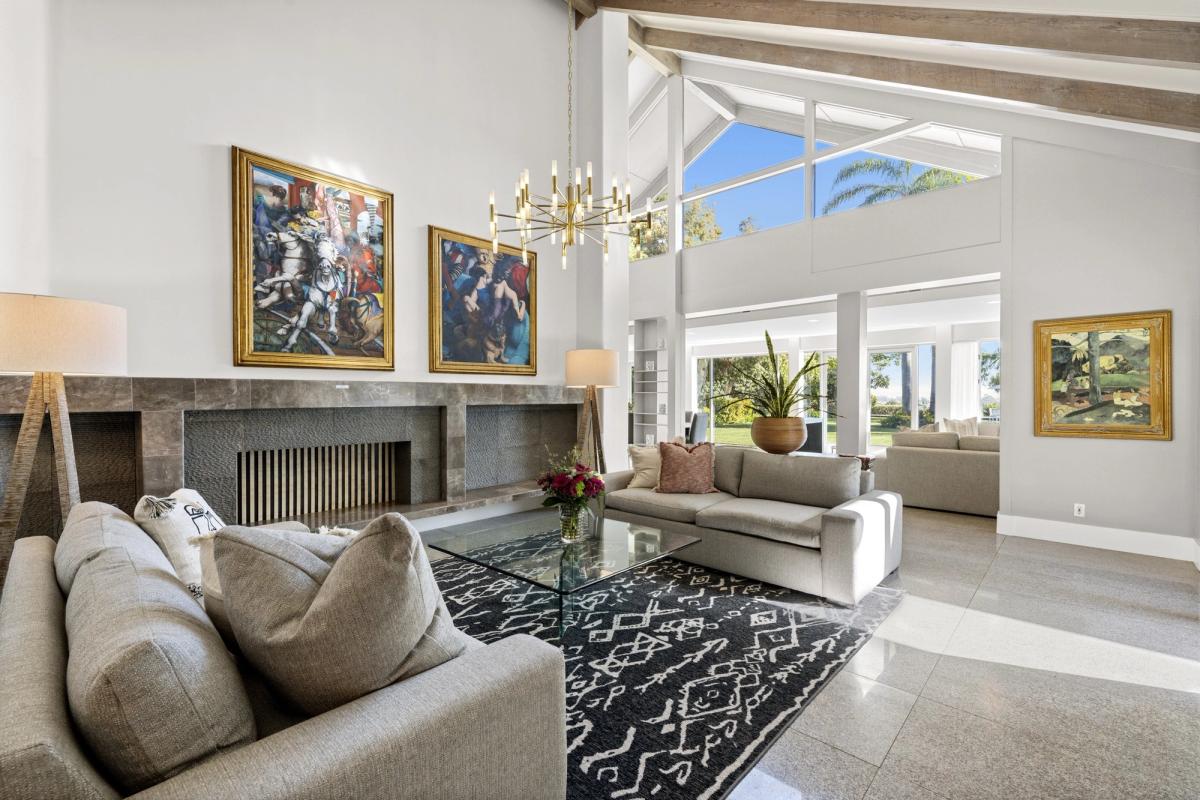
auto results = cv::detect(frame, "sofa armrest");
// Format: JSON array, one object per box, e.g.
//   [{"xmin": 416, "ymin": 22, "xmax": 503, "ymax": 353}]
[
  {"xmin": 819, "ymin": 491, "xmax": 903, "ymax": 605},
  {"xmin": 603, "ymin": 469, "xmax": 634, "ymax": 492},
  {"xmin": 132, "ymin": 634, "xmax": 566, "ymax": 800}
]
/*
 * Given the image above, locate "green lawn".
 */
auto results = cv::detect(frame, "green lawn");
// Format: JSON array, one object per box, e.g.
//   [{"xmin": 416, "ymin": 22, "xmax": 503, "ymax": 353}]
[{"xmin": 713, "ymin": 420, "xmax": 900, "ymax": 449}]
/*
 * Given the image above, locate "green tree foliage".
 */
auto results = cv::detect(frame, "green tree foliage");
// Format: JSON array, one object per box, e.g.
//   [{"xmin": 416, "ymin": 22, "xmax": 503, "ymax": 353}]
[
  {"xmin": 980, "ymin": 349, "xmax": 1001, "ymax": 391},
  {"xmin": 738, "ymin": 216, "xmax": 758, "ymax": 236},
  {"xmin": 629, "ymin": 194, "xmax": 726, "ymax": 260},
  {"xmin": 823, "ymin": 158, "xmax": 972, "ymax": 215}
]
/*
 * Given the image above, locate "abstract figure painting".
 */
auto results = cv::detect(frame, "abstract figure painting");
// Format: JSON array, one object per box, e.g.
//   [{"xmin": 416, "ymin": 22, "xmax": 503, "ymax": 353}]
[
  {"xmin": 233, "ymin": 147, "xmax": 393, "ymax": 370},
  {"xmin": 428, "ymin": 226, "xmax": 536, "ymax": 375},
  {"xmin": 1034, "ymin": 310, "xmax": 1171, "ymax": 440}
]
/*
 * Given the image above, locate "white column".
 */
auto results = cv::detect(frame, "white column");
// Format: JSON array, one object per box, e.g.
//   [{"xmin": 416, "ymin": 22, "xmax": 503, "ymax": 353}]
[
  {"xmin": 576, "ymin": 11, "xmax": 630, "ymax": 468},
  {"xmin": 786, "ymin": 337, "xmax": 803, "ymax": 413},
  {"xmin": 664, "ymin": 74, "xmax": 688, "ymax": 440},
  {"xmin": 934, "ymin": 323, "xmax": 953, "ymax": 422},
  {"xmin": 836, "ymin": 292, "xmax": 869, "ymax": 455}
]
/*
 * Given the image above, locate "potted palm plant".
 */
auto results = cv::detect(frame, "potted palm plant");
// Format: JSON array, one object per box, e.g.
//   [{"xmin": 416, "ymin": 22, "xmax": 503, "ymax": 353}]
[{"xmin": 714, "ymin": 331, "xmax": 830, "ymax": 454}]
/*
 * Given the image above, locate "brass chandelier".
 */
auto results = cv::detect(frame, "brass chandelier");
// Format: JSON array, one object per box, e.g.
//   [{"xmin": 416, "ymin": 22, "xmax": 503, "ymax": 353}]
[{"xmin": 489, "ymin": 0, "xmax": 651, "ymax": 269}]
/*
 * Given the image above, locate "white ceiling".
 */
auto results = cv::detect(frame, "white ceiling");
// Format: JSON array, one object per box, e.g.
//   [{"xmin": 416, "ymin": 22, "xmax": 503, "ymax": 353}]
[{"xmin": 686, "ymin": 293, "xmax": 1002, "ymax": 346}]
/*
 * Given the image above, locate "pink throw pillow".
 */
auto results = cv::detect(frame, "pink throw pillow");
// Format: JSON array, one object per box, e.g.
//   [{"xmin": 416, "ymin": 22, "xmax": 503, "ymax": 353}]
[{"xmin": 655, "ymin": 442, "xmax": 717, "ymax": 494}]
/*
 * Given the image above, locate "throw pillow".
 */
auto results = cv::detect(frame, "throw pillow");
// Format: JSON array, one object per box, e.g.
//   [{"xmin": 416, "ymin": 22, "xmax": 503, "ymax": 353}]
[
  {"xmin": 978, "ymin": 420, "xmax": 1000, "ymax": 437},
  {"xmin": 214, "ymin": 513, "xmax": 472, "ymax": 715},
  {"xmin": 133, "ymin": 489, "xmax": 225, "ymax": 603},
  {"xmin": 656, "ymin": 442, "xmax": 717, "ymax": 494},
  {"xmin": 627, "ymin": 444, "xmax": 661, "ymax": 489},
  {"xmin": 193, "ymin": 520, "xmax": 322, "ymax": 643},
  {"xmin": 940, "ymin": 417, "xmax": 979, "ymax": 436}
]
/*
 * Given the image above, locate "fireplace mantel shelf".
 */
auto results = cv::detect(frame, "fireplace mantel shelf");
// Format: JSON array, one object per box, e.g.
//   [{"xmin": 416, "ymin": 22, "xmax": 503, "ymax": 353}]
[{"xmin": 269, "ymin": 480, "xmax": 544, "ymax": 531}]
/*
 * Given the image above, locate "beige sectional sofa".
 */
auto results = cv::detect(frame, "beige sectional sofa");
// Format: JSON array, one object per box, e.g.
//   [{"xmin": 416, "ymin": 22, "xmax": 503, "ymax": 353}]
[
  {"xmin": 0, "ymin": 503, "xmax": 567, "ymax": 800},
  {"xmin": 873, "ymin": 430, "xmax": 999, "ymax": 516},
  {"xmin": 604, "ymin": 448, "xmax": 903, "ymax": 606}
]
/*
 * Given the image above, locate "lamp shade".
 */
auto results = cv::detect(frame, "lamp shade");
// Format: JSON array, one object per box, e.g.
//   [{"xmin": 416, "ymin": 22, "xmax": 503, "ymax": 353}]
[
  {"xmin": 565, "ymin": 348, "xmax": 619, "ymax": 388},
  {"xmin": 0, "ymin": 293, "xmax": 127, "ymax": 375}
]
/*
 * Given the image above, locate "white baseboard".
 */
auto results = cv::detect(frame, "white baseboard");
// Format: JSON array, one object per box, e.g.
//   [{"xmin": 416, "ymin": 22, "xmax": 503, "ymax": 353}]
[{"xmin": 997, "ymin": 514, "xmax": 1198, "ymax": 566}]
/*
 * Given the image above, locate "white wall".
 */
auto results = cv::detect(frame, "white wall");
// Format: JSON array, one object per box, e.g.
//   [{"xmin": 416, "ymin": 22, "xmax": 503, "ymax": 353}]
[
  {"xmin": 0, "ymin": 0, "xmax": 51, "ymax": 294},
  {"xmin": 1001, "ymin": 137, "xmax": 1200, "ymax": 549},
  {"xmin": 42, "ymin": 0, "xmax": 575, "ymax": 381}
]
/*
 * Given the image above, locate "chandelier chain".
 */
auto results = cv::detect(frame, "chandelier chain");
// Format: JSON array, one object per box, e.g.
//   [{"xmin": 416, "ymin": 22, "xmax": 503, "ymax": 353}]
[{"xmin": 566, "ymin": 0, "xmax": 573, "ymax": 179}]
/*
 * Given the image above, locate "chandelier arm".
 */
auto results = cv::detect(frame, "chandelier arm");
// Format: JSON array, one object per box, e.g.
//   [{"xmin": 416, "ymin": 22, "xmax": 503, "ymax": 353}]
[{"xmin": 523, "ymin": 230, "xmax": 561, "ymax": 245}]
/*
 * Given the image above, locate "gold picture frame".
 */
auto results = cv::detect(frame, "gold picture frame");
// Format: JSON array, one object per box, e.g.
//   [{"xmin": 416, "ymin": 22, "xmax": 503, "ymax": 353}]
[
  {"xmin": 428, "ymin": 225, "xmax": 537, "ymax": 376},
  {"xmin": 232, "ymin": 146, "xmax": 394, "ymax": 370},
  {"xmin": 1034, "ymin": 310, "xmax": 1171, "ymax": 440}
]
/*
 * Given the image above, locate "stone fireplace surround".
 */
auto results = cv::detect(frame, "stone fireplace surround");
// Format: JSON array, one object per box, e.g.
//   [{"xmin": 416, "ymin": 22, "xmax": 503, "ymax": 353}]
[{"xmin": 0, "ymin": 376, "xmax": 582, "ymax": 532}]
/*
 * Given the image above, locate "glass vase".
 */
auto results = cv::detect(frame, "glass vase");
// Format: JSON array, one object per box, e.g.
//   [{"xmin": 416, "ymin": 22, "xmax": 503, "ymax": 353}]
[{"xmin": 559, "ymin": 505, "xmax": 584, "ymax": 543}]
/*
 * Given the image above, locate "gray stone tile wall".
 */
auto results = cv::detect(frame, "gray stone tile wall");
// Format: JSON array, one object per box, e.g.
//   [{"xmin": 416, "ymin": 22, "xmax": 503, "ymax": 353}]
[{"xmin": 464, "ymin": 405, "xmax": 578, "ymax": 491}]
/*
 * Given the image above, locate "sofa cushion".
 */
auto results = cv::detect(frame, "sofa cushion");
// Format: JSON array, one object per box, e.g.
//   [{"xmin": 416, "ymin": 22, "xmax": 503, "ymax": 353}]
[
  {"xmin": 64, "ymin": 546, "xmax": 255, "ymax": 794},
  {"xmin": 54, "ymin": 501, "xmax": 175, "ymax": 595},
  {"xmin": 695, "ymin": 498, "xmax": 824, "ymax": 549},
  {"xmin": 0, "ymin": 537, "xmax": 118, "ymax": 800},
  {"xmin": 959, "ymin": 434, "xmax": 1000, "ymax": 452},
  {"xmin": 714, "ymin": 446, "xmax": 749, "ymax": 495},
  {"xmin": 133, "ymin": 489, "xmax": 225, "ymax": 603},
  {"xmin": 657, "ymin": 442, "xmax": 717, "ymax": 494},
  {"xmin": 215, "ymin": 513, "xmax": 471, "ymax": 715},
  {"xmin": 627, "ymin": 444, "xmax": 660, "ymax": 489},
  {"xmin": 606, "ymin": 487, "xmax": 732, "ymax": 523},
  {"xmin": 738, "ymin": 451, "xmax": 861, "ymax": 509},
  {"xmin": 891, "ymin": 431, "xmax": 960, "ymax": 449}
]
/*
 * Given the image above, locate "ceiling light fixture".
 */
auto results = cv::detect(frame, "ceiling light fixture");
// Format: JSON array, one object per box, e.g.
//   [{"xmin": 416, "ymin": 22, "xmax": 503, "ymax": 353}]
[{"xmin": 488, "ymin": 0, "xmax": 650, "ymax": 270}]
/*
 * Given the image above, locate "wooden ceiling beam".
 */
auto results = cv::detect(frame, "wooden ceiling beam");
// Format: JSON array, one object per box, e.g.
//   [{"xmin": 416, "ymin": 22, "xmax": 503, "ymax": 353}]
[
  {"xmin": 629, "ymin": 17, "xmax": 681, "ymax": 75},
  {"xmin": 598, "ymin": 0, "xmax": 1200, "ymax": 64},
  {"xmin": 641, "ymin": 27, "xmax": 1200, "ymax": 131}
]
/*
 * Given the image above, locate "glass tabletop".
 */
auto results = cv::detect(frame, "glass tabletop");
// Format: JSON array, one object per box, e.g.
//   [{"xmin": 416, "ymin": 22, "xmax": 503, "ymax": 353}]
[{"xmin": 426, "ymin": 509, "xmax": 699, "ymax": 595}]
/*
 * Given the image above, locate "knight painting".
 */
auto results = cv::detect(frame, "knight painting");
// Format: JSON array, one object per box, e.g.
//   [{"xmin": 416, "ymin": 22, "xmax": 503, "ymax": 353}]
[
  {"xmin": 428, "ymin": 226, "xmax": 536, "ymax": 375},
  {"xmin": 232, "ymin": 147, "xmax": 394, "ymax": 369}
]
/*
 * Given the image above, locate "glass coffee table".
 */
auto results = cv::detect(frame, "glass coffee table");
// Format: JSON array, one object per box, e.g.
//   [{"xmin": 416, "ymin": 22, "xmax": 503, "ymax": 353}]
[{"xmin": 426, "ymin": 509, "xmax": 699, "ymax": 637}]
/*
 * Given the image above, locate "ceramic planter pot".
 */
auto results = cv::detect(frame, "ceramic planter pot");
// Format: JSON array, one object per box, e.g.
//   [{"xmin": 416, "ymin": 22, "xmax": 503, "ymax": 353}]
[{"xmin": 750, "ymin": 417, "xmax": 808, "ymax": 454}]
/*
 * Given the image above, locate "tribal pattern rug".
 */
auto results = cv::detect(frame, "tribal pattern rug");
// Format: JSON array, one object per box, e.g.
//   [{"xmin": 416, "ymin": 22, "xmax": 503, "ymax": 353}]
[{"xmin": 433, "ymin": 551, "xmax": 902, "ymax": 800}]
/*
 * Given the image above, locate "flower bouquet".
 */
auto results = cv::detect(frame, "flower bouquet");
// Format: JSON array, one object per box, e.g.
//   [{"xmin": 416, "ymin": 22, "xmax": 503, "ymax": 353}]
[{"xmin": 536, "ymin": 449, "xmax": 605, "ymax": 542}]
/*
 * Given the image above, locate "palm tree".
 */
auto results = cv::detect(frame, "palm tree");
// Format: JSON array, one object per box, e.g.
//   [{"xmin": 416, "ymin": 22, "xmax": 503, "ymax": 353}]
[{"xmin": 822, "ymin": 158, "xmax": 971, "ymax": 215}]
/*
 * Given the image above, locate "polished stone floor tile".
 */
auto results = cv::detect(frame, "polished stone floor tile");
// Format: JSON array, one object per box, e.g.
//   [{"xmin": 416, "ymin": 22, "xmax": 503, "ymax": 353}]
[
  {"xmin": 864, "ymin": 764, "xmax": 950, "ymax": 800},
  {"xmin": 980, "ymin": 547, "xmax": 1199, "ymax": 624},
  {"xmin": 868, "ymin": 594, "xmax": 967, "ymax": 655},
  {"xmin": 997, "ymin": 534, "xmax": 1199, "ymax": 583},
  {"xmin": 881, "ymin": 698, "xmax": 1102, "ymax": 800},
  {"xmin": 727, "ymin": 730, "xmax": 877, "ymax": 800},
  {"xmin": 921, "ymin": 655, "xmax": 1200, "ymax": 800},
  {"xmin": 845, "ymin": 636, "xmax": 942, "ymax": 695},
  {"xmin": 966, "ymin": 584, "xmax": 1200, "ymax": 665},
  {"xmin": 793, "ymin": 671, "xmax": 918, "ymax": 766},
  {"xmin": 882, "ymin": 556, "xmax": 987, "ymax": 607},
  {"xmin": 943, "ymin": 600, "xmax": 1200, "ymax": 694}
]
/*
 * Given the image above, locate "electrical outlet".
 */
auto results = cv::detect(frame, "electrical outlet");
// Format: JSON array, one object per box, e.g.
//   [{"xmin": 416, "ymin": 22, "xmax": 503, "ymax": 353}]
[{"xmin": 1073, "ymin": 503, "xmax": 1086, "ymax": 518}]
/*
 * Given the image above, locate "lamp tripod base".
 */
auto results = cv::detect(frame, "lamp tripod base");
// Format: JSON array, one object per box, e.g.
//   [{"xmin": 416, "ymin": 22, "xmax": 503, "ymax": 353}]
[
  {"xmin": 577, "ymin": 384, "xmax": 606, "ymax": 474},
  {"xmin": 0, "ymin": 372, "xmax": 80, "ymax": 585}
]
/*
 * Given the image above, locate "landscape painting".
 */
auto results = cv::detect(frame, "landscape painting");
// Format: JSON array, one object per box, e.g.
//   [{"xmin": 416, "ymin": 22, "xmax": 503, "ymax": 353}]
[
  {"xmin": 1034, "ymin": 310, "xmax": 1171, "ymax": 440},
  {"xmin": 428, "ymin": 226, "xmax": 536, "ymax": 375},
  {"xmin": 232, "ymin": 147, "xmax": 394, "ymax": 370}
]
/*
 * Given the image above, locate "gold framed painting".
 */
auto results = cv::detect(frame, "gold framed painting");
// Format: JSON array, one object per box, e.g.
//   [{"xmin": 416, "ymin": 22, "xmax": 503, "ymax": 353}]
[
  {"xmin": 1034, "ymin": 310, "xmax": 1171, "ymax": 440},
  {"xmin": 232, "ymin": 146, "xmax": 394, "ymax": 370},
  {"xmin": 428, "ymin": 225, "xmax": 537, "ymax": 375}
]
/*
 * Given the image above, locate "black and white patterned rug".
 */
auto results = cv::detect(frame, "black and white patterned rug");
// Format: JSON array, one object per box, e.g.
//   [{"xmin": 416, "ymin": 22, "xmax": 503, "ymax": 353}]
[{"xmin": 433, "ymin": 551, "xmax": 902, "ymax": 800}]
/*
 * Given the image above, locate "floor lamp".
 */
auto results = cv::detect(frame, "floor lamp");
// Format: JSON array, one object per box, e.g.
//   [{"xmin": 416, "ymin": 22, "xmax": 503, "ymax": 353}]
[
  {"xmin": 565, "ymin": 349, "xmax": 619, "ymax": 474},
  {"xmin": 0, "ymin": 293, "xmax": 127, "ymax": 584}
]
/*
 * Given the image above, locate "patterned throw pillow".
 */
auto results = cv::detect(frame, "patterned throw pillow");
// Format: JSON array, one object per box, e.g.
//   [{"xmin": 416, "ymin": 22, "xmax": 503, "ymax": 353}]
[
  {"xmin": 133, "ymin": 489, "xmax": 225, "ymax": 603},
  {"xmin": 656, "ymin": 442, "xmax": 718, "ymax": 494}
]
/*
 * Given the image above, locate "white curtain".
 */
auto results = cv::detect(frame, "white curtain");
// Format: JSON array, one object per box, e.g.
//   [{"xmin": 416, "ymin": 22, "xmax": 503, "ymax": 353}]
[{"xmin": 949, "ymin": 341, "xmax": 981, "ymax": 420}]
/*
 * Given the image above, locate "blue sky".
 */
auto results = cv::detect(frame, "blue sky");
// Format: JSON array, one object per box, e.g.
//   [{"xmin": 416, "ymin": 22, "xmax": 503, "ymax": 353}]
[{"xmin": 682, "ymin": 123, "xmax": 937, "ymax": 240}]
